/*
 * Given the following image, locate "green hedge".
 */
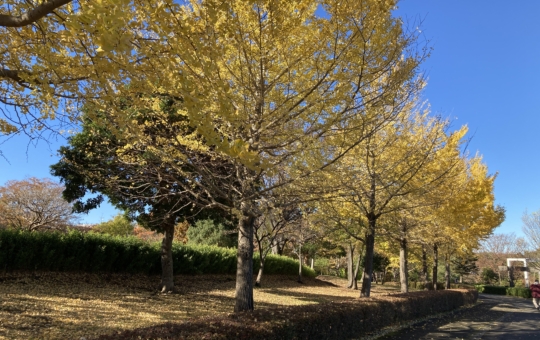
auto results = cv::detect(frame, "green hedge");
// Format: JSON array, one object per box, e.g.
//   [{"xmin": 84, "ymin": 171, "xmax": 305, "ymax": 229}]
[
  {"xmin": 506, "ymin": 287, "xmax": 532, "ymax": 298},
  {"xmin": 0, "ymin": 229, "xmax": 316, "ymax": 277},
  {"xmin": 99, "ymin": 289, "xmax": 478, "ymax": 339},
  {"xmin": 475, "ymin": 285, "xmax": 532, "ymax": 298}
]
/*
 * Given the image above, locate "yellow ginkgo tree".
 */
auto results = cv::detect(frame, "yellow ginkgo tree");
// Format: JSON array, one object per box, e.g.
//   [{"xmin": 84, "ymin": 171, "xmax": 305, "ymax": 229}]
[
  {"xmin": 323, "ymin": 101, "xmax": 468, "ymax": 297},
  {"xmin": 30, "ymin": 0, "xmax": 426, "ymax": 312},
  {"xmin": 424, "ymin": 155, "xmax": 505, "ymax": 289}
]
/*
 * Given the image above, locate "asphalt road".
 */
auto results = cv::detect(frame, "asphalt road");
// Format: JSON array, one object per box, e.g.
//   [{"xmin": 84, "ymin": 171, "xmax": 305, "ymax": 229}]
[{"xmin": 378, "ymin": 293, "xmax": 540, "ymax": 339}]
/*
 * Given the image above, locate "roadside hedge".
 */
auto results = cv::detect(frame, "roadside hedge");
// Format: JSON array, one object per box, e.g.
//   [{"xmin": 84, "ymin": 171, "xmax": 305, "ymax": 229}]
[
  {"xmin": 0, "ymin": 229, "xmax": 316, "ymax": 277},
  {"xmin": 97, "ymin": 289, "xmax": 478, "ymax": 340},
  {"xmin": 408, "ymin": 281, "xmax": 445, "ymax": 290},
  {"xmin": 475, "ymin": 284, "xmax": 531, "ymax": 298}
]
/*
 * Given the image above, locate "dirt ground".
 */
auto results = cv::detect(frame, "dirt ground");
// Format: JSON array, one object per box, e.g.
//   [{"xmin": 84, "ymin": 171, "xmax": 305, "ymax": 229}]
[{"xmin": 0, "ymin": 272, "xmax": 401, "ymax": 339}]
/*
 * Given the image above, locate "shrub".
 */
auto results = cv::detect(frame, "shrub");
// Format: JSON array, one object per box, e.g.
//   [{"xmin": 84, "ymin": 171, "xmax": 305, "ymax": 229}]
[
  {"xmin": 98, "ymin": 289, "xmax": 478, "ymax": 340},
  {"xmin": 475, "ymin": 285, "xmax": 506, "ymax": 295},
  {"xmin": 409, "ymin": 281, "xmax": 445, "ymax": 290},
  {"xmin": 474, "ymin": 285, "xmax": 532, "ymax": 298},
  {"xmin": 0, "ymin": 229, "xmax": 315, "ymax": 277},
  {"xmin": 480, "ymin": 267, "xmax": 498, "ymax": 284},
  {"xmin": 255, "ymin": 254, "xmax": 317, "ymax": 278},
  {"xmin": 506, "ymin": 287, "xmax": 531, "ymax": 298}
]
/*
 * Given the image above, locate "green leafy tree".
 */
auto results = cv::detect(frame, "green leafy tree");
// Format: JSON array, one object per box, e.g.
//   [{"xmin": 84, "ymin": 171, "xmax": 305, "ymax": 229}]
[
  {"xmin": 187, "ymin": 219, "xmax": 236, "ymax": 248},
  {"xmin": 481, "ymin": 267, "xmax": 498, "ymax": 285},
  {"xmin": 93, "ymin": 214, "xmax": 134, "ymax": 236},
  {"xmin": 51, "ymin": 96, "xmax": 235, "ymax": 292},
  {"xmin": 451, "ymin": 253, "xmax": 478, "ymax": 283}
]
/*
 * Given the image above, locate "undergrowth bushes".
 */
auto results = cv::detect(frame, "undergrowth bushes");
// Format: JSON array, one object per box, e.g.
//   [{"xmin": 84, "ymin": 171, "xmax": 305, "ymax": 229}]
[
  {"xmin": 97, "ymin": 289, "xmax": 478, "ymax": 340},
  {"xmin": 475, "ymin": 284, "xmax": 531, "ymax": 298},
  {"xmin": 0, "ymin": 229, "xmax": 316, "ymax": 277}
]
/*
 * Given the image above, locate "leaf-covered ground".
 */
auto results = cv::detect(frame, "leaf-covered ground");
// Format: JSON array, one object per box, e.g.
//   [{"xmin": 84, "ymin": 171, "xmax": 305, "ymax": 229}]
[{"xmin": 0, "ymin": 272, "xmax": 400, "ymax": 339}]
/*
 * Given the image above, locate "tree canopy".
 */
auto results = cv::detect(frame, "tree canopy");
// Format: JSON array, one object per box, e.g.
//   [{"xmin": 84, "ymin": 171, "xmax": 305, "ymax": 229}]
[{"xmin": 0, "ymin": 177, "xmax": 76, "ymax": 231}]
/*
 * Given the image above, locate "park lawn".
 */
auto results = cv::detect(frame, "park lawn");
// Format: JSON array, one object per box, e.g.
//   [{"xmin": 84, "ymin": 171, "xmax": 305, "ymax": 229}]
[{"xmin": 0, "ymin": 272, "xmax": 400, "ymax": 339}]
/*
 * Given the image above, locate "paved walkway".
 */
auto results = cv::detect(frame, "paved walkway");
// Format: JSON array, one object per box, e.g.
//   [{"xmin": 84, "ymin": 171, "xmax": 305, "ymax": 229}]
[{"xmin": 378, "ymin": 293, "xmax": 540, "ymax": 339}]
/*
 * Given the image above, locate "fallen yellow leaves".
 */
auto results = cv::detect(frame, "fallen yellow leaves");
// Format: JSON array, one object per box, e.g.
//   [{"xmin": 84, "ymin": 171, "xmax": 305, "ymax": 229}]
[{"xmin": 0, "ymin": 272, "xmax": 400, "ymax": 339}]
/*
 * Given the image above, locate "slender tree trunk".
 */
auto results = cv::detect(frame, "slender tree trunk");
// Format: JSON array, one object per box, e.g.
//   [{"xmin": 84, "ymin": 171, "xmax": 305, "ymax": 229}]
[
  {"xmin": 297, "ymin": 245, "xmax": 303, "ymax": 283},
  {"xmin": 347, "ymin": 243, "xmax": 355, "ymax": 288},
  {"xmin": 271, "ymin": 238, "xmax": 278, "ymax": 255},
  {"xmin": 160, "ymin": 222, "xmax": 175, "ymax": 293},
  {"xmin": 432, "ymin": 243, "xmax": 438, "ymax": 291},
  {"xmin": 255, "ymin": 254, "xmax": 265, "ymax": 287},
  {"xmin": 360, "ymin": 217, "xmax": 376, "ymax": 297},
  {"xmin": 351, "ymin": 243, "xmax": 364, "ymax": 290},
  {"xmin": 421, "ymin": 246, "xmax": 429, "ymax": 289},
  {"xmin": 234, "ymin": 209, "xmax": 255, "ymax": 312},
  {"xmin": 444, "ymin": 254, "xmax": 451, "ymax": 289},
  {"xmin": 399, "ymin": 236, "xmax": 408, "ymax": 293}
]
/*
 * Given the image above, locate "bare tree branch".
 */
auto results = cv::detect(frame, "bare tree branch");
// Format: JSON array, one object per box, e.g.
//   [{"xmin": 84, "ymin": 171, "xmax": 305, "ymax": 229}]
[{"xmin": 0, "ymin": 0, "xmax": 72, "ymax": 27}]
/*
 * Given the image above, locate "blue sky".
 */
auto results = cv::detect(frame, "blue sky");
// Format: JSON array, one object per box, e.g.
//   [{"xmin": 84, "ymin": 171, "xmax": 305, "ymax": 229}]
[
  {"xmin": 394, "ymin": 0, "xmax": 540, "ymax": 237},
  {"xmin": 1, "ymin": 1, "xmax": 539, "ymax": 236}
]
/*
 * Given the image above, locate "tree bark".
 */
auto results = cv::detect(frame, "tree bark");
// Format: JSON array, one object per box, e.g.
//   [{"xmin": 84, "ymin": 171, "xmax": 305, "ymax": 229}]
[
  {"xmin": 360, "ymin": 218, "xmax": 376, "ymax": 297},
  {"xmin": 234, "ymin": 210, "xmax": 255, "ymax": 312},
  {"xmin": 255, "ymin": 255, "xmax": 265, "ymax": 287},
  {"xmin": 444, "ymin": 256, "xmax": 451, "ymax": 289},
  {"xmin": 351, "ymin": 244, "xmax": 364, "ymax": 290},
  {"xmin": 0, "ymin": 0, "xmax": 72, "ymax": 28},
  {"xmin": 160, "ymin": 222, "xmax": 175, "ymax": 293},
  {"xmin": 421, "ymin": 245, "xmax": 429, "ymax": 289},
  {"xmin": 399, "ymin": 236, "xmax": 408, "ymax": 293},
  {"xmin": 347, "ymin": 243, "xmax": 355, "ymax": 288},
  {"xmin": 432, "ymin": 243, "xmax": 438, "ymax": 291},
  {"xmin": 298, "ymin": 245, "xmax": 303, "ymax": 283}
]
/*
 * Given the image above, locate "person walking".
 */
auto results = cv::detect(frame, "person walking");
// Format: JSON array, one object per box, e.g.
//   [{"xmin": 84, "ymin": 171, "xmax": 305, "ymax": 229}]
[{"xmin": 530, "ymin": 279, "xmax": 540, "ymax": 310}]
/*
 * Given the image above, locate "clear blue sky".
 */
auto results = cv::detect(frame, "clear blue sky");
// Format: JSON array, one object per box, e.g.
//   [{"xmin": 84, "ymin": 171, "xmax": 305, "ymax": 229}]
[
  {"xmin": 1, "ymin": 1, "xmax": 539, "ymax": 235},
  {"xmin": 394, "ymin": 0, "xmax": 540, "ymax": 237}
]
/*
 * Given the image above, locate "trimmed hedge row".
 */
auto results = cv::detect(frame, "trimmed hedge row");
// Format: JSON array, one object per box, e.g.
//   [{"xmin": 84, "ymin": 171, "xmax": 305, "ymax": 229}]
[
  {"xmin": 475, "ymin": 284, "xmax": 531, "ymax": 298},
  {"xmin": 409, "ymin": 282, "xmax": 474, "ymax": 291},
  {"xmin": 0, "ymin": 229, "xmax": 316, "ymax": 277},
  {"xmin": 97, "ymin": 289, "xmax": 478, "ymax": 340},
  {"xmin": 408, "ymin": 281, "xmax": 445, "ymax": 290}
]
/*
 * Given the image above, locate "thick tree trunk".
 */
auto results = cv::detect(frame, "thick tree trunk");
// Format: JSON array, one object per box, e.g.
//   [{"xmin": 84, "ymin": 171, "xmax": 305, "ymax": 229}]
[
  {"xmin": 360, "ymin": 218, "xmax": 376, "ymax": 297},
  {"xmin": 347, "ymin": 243, "xmax": 355, "ymax": 288},
  {"xmin": 432, "ymin": 243, "xmax": 438, "ymax": 291},
  {"xmin": 399, "ymin": 236, "xmax": 408, "ymax": 293},
  {"xmin": 160, "ymin": 222, "xmax": 175, "ymax": 293},
  {"xmin": 234, "ymin": 210, "xmax": 255, "ymax": 312},
  {"xmin": 421, "ymin": 246, "xmax": 429, "ymax": 289}
]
